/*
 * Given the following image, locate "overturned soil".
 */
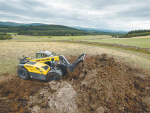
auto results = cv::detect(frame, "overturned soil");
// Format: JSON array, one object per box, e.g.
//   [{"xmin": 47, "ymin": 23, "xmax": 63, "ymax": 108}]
[{"xmin": 0, "ymin": 54, "xmax": 150, "ymax": 113}]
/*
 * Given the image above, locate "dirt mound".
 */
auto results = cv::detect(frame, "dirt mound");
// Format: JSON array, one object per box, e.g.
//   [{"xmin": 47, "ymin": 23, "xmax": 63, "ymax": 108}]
[
  {"xmin": 0, "ymin": 77, "xmax": 50, "ymax": 112},
  {"xmin": 0, "ymin": 54, "xmax": 149, "ymax": 113},
  {"xmin": 27, "ymin": 81, "xmax": 78, "ymax": 113},
  {"xmin": 69, "ymin": 54, "xmax": 150, "ymax": 113}
]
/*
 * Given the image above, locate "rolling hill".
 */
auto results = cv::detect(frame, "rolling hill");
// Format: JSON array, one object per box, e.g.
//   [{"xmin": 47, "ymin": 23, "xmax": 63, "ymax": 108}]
[
  {"xmin": 0, "ymin": 21, "xmax": 89, "ymax": 36},
  {"xmin": 0, "ymin": 21, "xmax": 44, "ymax": 26}
]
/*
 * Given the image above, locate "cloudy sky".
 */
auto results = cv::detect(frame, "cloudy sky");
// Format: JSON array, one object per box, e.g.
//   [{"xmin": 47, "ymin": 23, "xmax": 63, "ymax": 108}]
[{"xmin": 0, "ymin": 0, "xmax": 150, "ymax": 31}]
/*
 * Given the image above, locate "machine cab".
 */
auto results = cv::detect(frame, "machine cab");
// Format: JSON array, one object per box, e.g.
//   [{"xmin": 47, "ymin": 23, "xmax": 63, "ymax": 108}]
[
  {"xmin": 36, "ymin": 50, "xmax": 54, "ymax": 58},
  {"xmin": 36, "ymin": 50, "xmax": 56, "ymax": 66}
]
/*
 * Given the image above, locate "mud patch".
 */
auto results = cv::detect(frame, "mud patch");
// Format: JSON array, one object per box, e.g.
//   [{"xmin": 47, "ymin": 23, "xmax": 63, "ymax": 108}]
[
  {"xmin": 0, "ymin": 54, "xmax": 150, "ymax": 113},
  {"xmin": 69, "ymin": 54, "xmax": 150, "ymax": 113},
  {"xmin": 0, "ymin": 73, "xmax": 9, "ymax": 76},
  {"xmin": 27, "ymin": 81, "xmax": 77, "ymax": 113},
  {"xmin": 0, "ymin": 77, "xmax": 48, "ymax": 112}
]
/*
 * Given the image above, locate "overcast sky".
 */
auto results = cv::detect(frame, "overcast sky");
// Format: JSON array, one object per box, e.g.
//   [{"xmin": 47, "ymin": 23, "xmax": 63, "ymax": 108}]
[{"xmin": 0, "ymin": 0, "xmax": 150, "ymax": 31}]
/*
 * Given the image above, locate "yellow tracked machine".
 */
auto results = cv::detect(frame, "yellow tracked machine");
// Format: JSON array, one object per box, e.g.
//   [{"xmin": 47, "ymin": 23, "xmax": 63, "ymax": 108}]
[{"xmin": 17, "ymin": 50, "xmax": 85, "ymax": 81}]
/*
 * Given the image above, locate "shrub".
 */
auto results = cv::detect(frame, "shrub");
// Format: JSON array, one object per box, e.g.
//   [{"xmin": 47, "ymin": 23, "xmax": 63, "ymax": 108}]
[{"xmin": 0, "ymin": 33, "xmax": 12, "ymax": 40}]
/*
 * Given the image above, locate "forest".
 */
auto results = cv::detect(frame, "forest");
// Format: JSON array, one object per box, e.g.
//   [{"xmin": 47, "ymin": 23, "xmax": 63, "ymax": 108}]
[
  {"xmin": 0, "ymin": 24, "xmax": 150, "ymax": 38},
  {"xmin": 119, "ymin": 29, "xmax": 150, "ymax": 38},
  {"xmin": 0, "ymin": 25, "xmax": 89, "ymax": 36}
]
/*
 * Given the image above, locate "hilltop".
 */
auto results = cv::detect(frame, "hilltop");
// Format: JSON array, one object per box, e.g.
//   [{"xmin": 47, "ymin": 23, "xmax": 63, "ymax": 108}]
[
  {"xmin": 0, "ymin": 21, "xmax": 89, "ymax": 36},
  {"xmin": 0, "ymin": 21, "xmax": 127, "ymax": 36},
  {"xmin": 0, "ymin": 21, "xmax": 44, "ymax": 26}
]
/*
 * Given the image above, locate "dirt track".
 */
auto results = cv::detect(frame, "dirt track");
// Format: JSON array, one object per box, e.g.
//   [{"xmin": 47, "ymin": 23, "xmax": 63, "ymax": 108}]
[{"xmin": 0, "ymin": 54, "xmax": 150, "ymax": 113}]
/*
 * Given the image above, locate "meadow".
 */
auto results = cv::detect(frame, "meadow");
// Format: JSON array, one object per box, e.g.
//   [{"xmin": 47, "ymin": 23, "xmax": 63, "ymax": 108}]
[
  {"xmin": 0, "ymin": 34, "xmax": 150, "ymax": 113},
  {"xmin": 8, "ymin": 34, "xmax": 150, "ymax": 48},
  {"xmin": 0, "ymin": 35, "xmax": 150, "ymax": 74}
]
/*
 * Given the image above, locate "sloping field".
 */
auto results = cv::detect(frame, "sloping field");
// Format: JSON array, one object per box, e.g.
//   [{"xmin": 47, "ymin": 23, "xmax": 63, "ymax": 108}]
[
  {"xmin": 90, "ymin": 37, "xmax": 150, "ymax": 48},
  {"xmin": 0, "ymin": 42, "xmax": 150, "ymax": 74},
  {"xmin": 10, "ymin": 35, "xmax": 150, "ymax": 48},
  {"xmin": 0, "ymin": 54, "xmax": 149, "ymax": 112},
  {"xmin": 0, "ymin": 38, "xmax": 150, "ymax": 113}
]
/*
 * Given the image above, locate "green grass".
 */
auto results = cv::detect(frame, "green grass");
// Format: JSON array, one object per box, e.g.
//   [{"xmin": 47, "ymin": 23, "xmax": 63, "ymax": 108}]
[
  {"xmin": 9, "ymin": 35, "xmax": 150, "ymax": 48},
  {"xmin": 0, "ymin": 34, "xmax": 150, "ymax": 74},
  {"xmin": 88, "ymin": 38, "xmax": 150, "ymax": 48},
  {"xmin": 11, "ymin": 35, "xmax": 111, "ymax": 41},
  {"xmin": 5, "ymin": 35, "xmax": 111, "ymax": 42},
  {"xmin": 0, "ymin": 41, "xmax": 150, "ymax": 74},
  {"xmin": 39, "ymin": 35, "xmax": 112, "ymax": 41},
  {"xmin": 7, "ymin": 33, "xmax": 17, "ymax": 35}
]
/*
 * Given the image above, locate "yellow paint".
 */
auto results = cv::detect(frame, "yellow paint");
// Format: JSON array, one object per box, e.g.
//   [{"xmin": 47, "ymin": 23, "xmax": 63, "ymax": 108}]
[
  {"xmin": 24, "ymin": 62, "xmax": 50, "ymax": 75},
  {"xmin": 30, "ymin": 56, "xmax": 59, "ymax": 63}
]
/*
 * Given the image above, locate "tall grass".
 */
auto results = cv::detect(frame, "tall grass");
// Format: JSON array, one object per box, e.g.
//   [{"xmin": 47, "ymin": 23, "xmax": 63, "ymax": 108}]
[
  {"xmin": 50, "ymin": 40, "xmax": 150, "ymax": 54},
  {"xmin": 12, "ymin": 35, "xmax": 150, "ymax": 48}
]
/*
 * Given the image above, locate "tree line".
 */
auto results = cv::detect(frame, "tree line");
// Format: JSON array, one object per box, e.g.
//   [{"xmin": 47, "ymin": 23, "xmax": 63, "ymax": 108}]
[
  {"xmin": 119, "ymin": 29, "xmax": 150, "ymax": 38},
  {"xmin": 17, "ymin": 30, "xmax": 89, "ymax": 36},
  {"xmin": 1, "ymin": 24, "xmax": 149, "ymax": 38},
  {"xmin": 128, "ymin": 29, "xmax": 150, "ymax": 34},
  {"xmin": 0, "ymin": 33, "xmax": 12, "ymax": 40},
  {"xmin": 0, "ymin": 25, "xmax": 89, "ymax": 36}
]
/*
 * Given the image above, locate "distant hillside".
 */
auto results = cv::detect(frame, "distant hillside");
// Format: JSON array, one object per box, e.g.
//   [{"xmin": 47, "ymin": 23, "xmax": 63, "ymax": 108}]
[
  {"xmin": 0, "ymin": 21, "xmax": 44, "ymax": 26},
  {"xmin": 120, "ymin": 29, "xmax": 150, "ymax": 38},
  {"xmin": 0, "ymin": 21, "xmax": 127, "ymax": 36},
  {"xmin": 70, "ymin": 26, "xmax": 128, "ymax": 35},
  {"xmin": 0, "ymin": 24, "xmax": 89, "ymax": 36}
]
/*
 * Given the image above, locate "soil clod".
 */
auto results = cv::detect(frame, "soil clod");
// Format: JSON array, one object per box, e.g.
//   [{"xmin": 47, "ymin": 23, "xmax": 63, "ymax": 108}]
[{"xmin": 0, "ymin": 54, "xmax": 149, "ymax": 113}]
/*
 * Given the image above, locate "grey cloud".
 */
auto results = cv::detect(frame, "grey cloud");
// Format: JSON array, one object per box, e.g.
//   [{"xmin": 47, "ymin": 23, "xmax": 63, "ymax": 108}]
[
  {"xmin": 0, "ymin": 0, "xmax": 150, "ymax": 30},
  {"xmin": 116, "ymin": 5, "xmax": 150, "ymax": 19}
]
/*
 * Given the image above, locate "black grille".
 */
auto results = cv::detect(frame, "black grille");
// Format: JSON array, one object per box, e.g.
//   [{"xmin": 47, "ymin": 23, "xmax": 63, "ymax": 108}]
[{"xmin": 42, "ymin": 66, "xmax": 49, "ymax": 70}]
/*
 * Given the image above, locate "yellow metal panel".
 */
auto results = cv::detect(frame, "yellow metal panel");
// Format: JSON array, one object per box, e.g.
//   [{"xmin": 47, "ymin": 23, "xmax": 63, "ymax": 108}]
[
  {"xmin": 26, "ymin": 57, "xmax": 32, "ymax": 60},
  {"xmin": 30, "ymin": 56, "xmax": 59, "ymax": 63},
  {"xmin": 24, "ymin": 62, "xmax": 50, "ymax": 75}
]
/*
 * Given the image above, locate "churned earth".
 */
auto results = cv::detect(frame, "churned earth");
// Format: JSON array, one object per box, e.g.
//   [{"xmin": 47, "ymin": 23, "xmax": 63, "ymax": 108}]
[{"xmin": 0, "ymin": 54, "xmax": 150, "ymax": 113}]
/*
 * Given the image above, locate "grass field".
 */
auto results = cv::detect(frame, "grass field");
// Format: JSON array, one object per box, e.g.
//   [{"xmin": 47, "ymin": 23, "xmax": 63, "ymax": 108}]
[
  {"xmin": 1, "ymin": 35, "xmax": 150, "ymax": 113},
  {"xmin": 7, "ymin": 33, "xmax": 17, "ymax": 35},
  {"xmin": 9, "ymin": 35, "xmax": 112, "ymax": 42},
  {"xmin": 8, "ymin": 35, "xmax": 150, "ymax": 48},
  {"xmin": 0, "ymin": 35, "xmax": 150, "ymax": 74},
  {"xmin": 0, "ymin": 41, "xmax": 150, "ymax": 74},
  {"xmin": 89, "ymin": 37, "xmax": 150, "ymax": 48}
]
